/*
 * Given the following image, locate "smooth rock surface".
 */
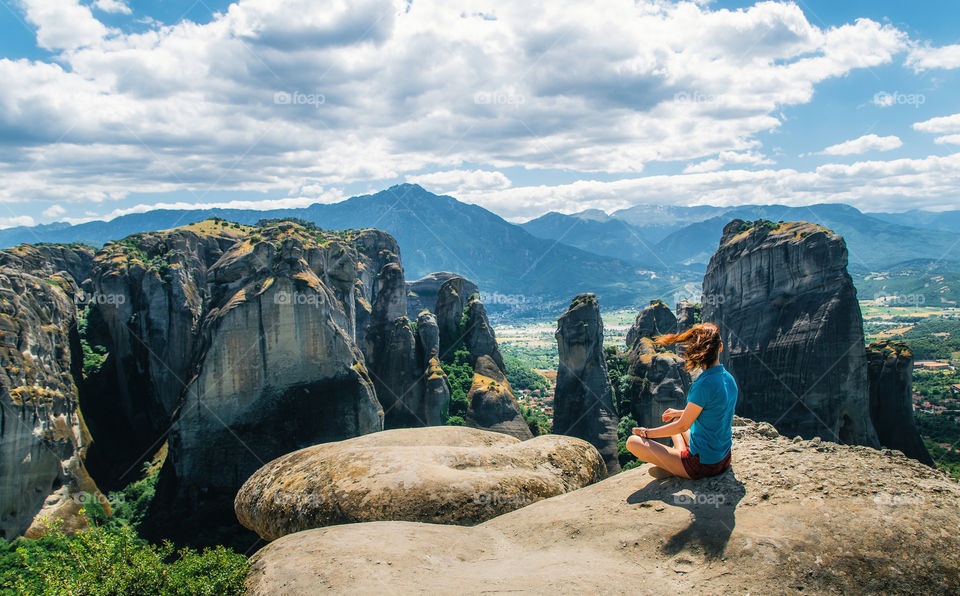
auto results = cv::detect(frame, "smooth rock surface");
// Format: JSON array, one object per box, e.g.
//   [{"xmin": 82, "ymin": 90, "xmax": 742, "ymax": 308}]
[
  {"xmin": 246, "ymin": 419, "xmax": 960, "ymax": 595},
  {"xmin": 235, "ymin": 426, "xmax": 605, "ymax": 541}
]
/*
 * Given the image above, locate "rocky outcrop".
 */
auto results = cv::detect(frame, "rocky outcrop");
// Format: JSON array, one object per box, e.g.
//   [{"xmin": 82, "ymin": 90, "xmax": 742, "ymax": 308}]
[
  {"xmin": 866, "ymin": 341, "xmax": 934, "ymax": 466},
  {"xmin": 623, "ymin": 337, "xmax": 691, "ymax": 429},
  {"xmin": 464, "ymin": 355, "xmax": 532, "ymax": 440},
  {"xmin": 151, "ymin": 222, "xmax": 384, "ymax": 545},
  {"xmin": 675, "ymin": 300, "xmax": 700, "ymax": 332},
  {"xmin": 434, "ymin": 275, "xmax": 476, "ymax": 359},
  {"xmin": 235, "ymin": 426, "xmax": 605, "ymax": 541},
  {"xmin": 245, "ymin": 418, "xmax": 960, "ymax": 595},
  {"xmin": 553, "ymin": 294, "xmax": 619, "ymax": 474},
  {"xmin": 702, "ymin": 220, "xmax": 879, "ymax": 447},
  {"xmin": 405, "ymin": 271, "xmax": 477, "ymax": 322},
  {"xmin": 0, "ymin": 244, "xmax": 102, "ymax": 540},
  {"xmin": 364, "ymin": 262, "xmax": 424, "ymax": 428},
  {"xmin": 462, "ymin": 296, "xmax": 505, "ymax": 371},
  {"xmin": 415, "ymin": 312, "xmax": 448, "ymax": 427},
  {"xmin": 625, "ymin": 299, "xmax": 677, "ymax": 349},
  {"xmin": 80, "ymin": 226, "xmax": 242, "ymax": 490}
]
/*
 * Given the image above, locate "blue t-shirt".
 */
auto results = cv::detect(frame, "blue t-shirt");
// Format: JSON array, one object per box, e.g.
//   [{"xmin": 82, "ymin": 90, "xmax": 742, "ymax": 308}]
[{"xmin": 686, "ymin": 364, "xmax": 738, "ymax": 464}]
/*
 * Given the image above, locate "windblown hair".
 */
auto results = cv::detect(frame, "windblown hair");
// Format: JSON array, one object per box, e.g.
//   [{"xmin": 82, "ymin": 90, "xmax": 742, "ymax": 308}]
[{"xmin": 655, "ymin": 322, "xmax": 722, "ymax": 371}]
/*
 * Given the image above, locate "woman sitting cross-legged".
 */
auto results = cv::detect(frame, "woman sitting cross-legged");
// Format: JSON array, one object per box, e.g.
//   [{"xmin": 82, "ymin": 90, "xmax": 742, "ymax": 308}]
[{"xmin": 625, "ymin": 322, "xmax": 738, "ymax": 479}]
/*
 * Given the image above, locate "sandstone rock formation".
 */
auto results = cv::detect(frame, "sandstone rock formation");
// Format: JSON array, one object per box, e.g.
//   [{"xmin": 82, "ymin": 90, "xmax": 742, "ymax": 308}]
[
  {"xmin": 405, "ymin": 271, "xmax": 478, "ymax": 322},
  {"xmin": 0, "ymin": 244, "xmax": 102, "ymax": 540},
  {"xmin": 414, "ymin": 311, "xmax": 448, "ymax": 427},
  {"xmin": 623, "ymin": 337, "xmax": 691, "ymax": 429},
  {"xmin": 151, "ymin": 222, "xmax": 384, "ymax": 544},
  {"xmin": 462, "ymin": 296, "xmax": 506, "ymax": 371},
  {"xmin": 675, "ymin": 299, "xmax": 700, "ymax": 332},
  {"xmin": 464, "ymin": 355, "xmax": 532, "ymax": 440},
  {"xmin": 235, "ymin": 426, "xmax": 605, "ymax": 541},
  {"xmin": 625, "ymin": 299, "xmax": 677, "ymax": 349},
  {"xmin": 702, "ymin": 220, "xmax": 879, "ymax": 447},
  {"xmin": 434, "ymin": 275, "xmax": 476, "ymax": 359},
  {"xmin": 866, "ymin": 340, "xmax": 934, "ymax": 466},
  {"xmin": 553, "ymin": 294, "xmax": 620, "ymax": 473},
  {"xmin": 245, "ymin": 418, "xmax": 960, "ymax": 595}
]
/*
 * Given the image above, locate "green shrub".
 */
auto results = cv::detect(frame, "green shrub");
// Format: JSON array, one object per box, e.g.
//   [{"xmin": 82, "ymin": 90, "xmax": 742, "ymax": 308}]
[
  {"xmin": 0, "ymin": 519, "xmax": 247, "ymax": 596},
  {"xmin": 445, "ymin": 415, "xmax": 466, "ymax": 426}
]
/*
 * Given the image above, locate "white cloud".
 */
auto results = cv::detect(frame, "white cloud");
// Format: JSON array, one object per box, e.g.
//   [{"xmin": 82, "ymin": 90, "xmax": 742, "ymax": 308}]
[
  {"xmin": 0, "ymin": 0, "xmax": 914, "ymax": 211},
  {"xmin": 819, "ymin": 134, "xmax": 902, "ymax": 156},
  {"xmin": 455, "ymin": 152, "xmax": 960, "ymax": 220},
  {"xmin": 934, "ymin": 134, "xmax": 960, "ymax": 145},
  {"xmin": 905, "ymin": 43, "xmax": 960, "ymax": 71},
  {"xmin": 92, "ymin": 0, "xmax": 131, "ymax": 15},
  {"xmin": 42, "ymin": 204, "xmax": 66, "ymax": 218},
  {"xmin": 913, "ymin": 113, "xmax": 960, "ymax": 134},
  {"xmin": 406, "ymin": 169, "xmax": 511, "ymax": 192},
  {"xmin": 0, "ymin": 215, "xmax": 36, "ymax": 229},
  {"xmin": 20, "ymin": 0, "xmax": 108, "ymax": 51},
  {"xmin": 683, "ymin": 150, "xmax": 773, "ymax": 173}
]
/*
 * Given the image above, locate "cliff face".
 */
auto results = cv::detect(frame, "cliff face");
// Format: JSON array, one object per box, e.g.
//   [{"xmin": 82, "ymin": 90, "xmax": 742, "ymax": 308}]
[
  {"xmin": 702, "ymin": 220, "xmax": 878, "ymax": 447},
  {"xmin": 553, "ymin": 294, "xmax": 619, "ymax": 473},
  {"xmin": 866, "ymin": 341, "xmax": 934, "ymax": 466},
  {"xmin": 150, "ymin": 222, "xmax": 384, "ymax": 544},
  {"xmin": 464, "ymin": 355, "xmax": 532, "ymax": 440},
  {"xmin": 0, "ymin": 244, "xmax": 102, "ymax": 540}
]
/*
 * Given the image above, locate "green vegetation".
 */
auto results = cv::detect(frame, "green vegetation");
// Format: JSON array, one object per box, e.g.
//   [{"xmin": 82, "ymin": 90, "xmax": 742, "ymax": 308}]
[
  {"xmin": 0, "ymin": 451, "xmax": 247, "ymax": 595},
  {"xmin": 500, "ymin": 343, "xmax": 558, "ymax": 370},
  {"xmin": 616, "ymin": 414, "xmax": 640, "ymax": 471},
  {"xmin": 503, "ymin": 357, "xmax": 548, "ymax": 391},
  {"xmin": 521, "ymin": 406, "xmax": 551, "ymax": 436},
  {"xmin": 441, "ymin": 348, "xmax": 473, "ymax": 424},
  {"xmin": 77, "ymin": 305, "xmax": 108, "ymax": 379},
  {"xmin": 736, "ymin": 219, "xmax": 782, "ymax": 234}
]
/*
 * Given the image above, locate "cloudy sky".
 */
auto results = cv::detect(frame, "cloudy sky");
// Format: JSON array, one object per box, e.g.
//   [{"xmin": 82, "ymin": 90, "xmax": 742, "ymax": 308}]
[{"xmin": 1, "ymin": 0, "xmax": 959, "ymax": 227}]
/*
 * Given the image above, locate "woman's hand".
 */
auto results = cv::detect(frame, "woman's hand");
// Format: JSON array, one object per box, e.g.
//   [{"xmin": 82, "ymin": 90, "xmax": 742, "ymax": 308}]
[
  {"xmin": 632, "ymin": 427, "xmax": 648, "ymax": 438},
  {"xmin": 661, "ymin": 408, "xmax": 683, "ymax": 422}
]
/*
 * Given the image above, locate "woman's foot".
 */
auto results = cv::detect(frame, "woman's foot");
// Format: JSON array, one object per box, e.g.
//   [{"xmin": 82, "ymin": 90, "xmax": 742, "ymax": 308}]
[{"xmin": 648, "ymin": 466, "xmax": 674, "ymax": 479}]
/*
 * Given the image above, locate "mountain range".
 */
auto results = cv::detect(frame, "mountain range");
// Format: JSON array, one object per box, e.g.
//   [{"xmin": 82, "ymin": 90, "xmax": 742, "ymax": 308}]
[{"xmin": 3, "ymin": 185, "xmax": 958, "ymax": 314}]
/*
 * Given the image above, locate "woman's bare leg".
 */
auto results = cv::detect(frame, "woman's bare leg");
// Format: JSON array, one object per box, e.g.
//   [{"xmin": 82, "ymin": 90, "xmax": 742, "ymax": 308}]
[
  {"xmin": 625, "ymin": 435, "xmax": 690, "ymax": 478},
  {"xmin": 671, "ymin": 433, "xmax": 687, "ymax": 451}
]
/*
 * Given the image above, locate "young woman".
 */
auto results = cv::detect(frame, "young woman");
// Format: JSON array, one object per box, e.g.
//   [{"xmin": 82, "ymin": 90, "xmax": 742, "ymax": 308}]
[{"xmin": 625, "ymin": 322, "xmax": 738, "ymax": 479}]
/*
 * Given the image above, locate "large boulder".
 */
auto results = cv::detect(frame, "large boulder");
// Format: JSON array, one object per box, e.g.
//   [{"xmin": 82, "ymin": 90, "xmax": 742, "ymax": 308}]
[
  {"xmin": 0, "ymin": 244, "xmax": 102, "ymax": 540},
  {"xmin": 235, "ymin": 426, "xmax": 605, "ymax": 541},
  {"xmin": 434, "ymin": 276, "xmax": 475, "ymax": 359},
  {"xmin": 866, "ymin": 340, "xmax": 934, "ymax": 466},
  {"xmin": 625, "ymin": 299, "xmax": 678, "ymax": 349},
  {"xmin": 553, "ymin": 294, "xmax": 620, "ymax": 474},
  {"xmin": 702, "ymin": 220, "xmax": 879, "ymax": 447},
  {"xmin": 464, "ymin": 355, "xmax": 532, "ymax": 440},
  {"xmin": 245, "ymin": 418, "xmax": 960, "ymax": 595}
]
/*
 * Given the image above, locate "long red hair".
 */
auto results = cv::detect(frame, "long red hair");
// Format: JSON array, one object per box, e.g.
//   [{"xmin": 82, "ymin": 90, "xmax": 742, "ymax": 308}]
[{"xmin": 655, "ymin": 322, "xmax": 722, "ymax": 371}]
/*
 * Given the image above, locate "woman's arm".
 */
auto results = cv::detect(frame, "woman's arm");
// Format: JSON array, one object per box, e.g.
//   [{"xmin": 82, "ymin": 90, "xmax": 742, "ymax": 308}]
[{"xmin": 633, "ymin": 402, "xmax": 703, "ymax": 439}]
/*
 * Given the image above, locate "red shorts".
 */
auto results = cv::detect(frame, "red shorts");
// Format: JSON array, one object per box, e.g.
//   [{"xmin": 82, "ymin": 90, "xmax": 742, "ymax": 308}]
[{"xmin": 680, "ymin": 449, "xmax": 731, "ymax": 479}]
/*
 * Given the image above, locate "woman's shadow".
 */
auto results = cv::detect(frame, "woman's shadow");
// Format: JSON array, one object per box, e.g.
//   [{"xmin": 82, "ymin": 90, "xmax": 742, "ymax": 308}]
[{"xmin": 626, "ymin": 469, "xmax": 746, "ymax": 560}]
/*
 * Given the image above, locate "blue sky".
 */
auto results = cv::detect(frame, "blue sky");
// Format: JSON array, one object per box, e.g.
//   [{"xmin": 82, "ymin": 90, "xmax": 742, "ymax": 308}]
[{"xmin": 0, "ymin": 0, "xmax": 959, "ymax": 226}]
